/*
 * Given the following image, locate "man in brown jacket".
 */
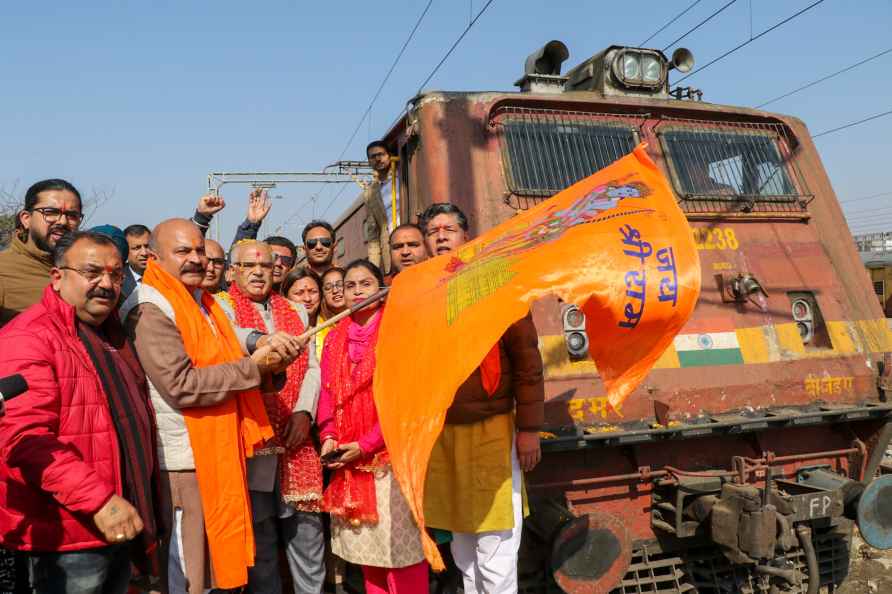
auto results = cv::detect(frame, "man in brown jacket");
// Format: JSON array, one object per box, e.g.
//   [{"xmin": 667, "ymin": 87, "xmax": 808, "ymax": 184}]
[
  {"xmin": 122, "ymin": 219, "xmax": 303, "ymax": 594},
  {"xmin": 0, "ymin": 179, "xmax": 84, "ymax": 327},
  {"xmin": 420, "ymin": 202, "xmax": 544, "ymax": 594}
]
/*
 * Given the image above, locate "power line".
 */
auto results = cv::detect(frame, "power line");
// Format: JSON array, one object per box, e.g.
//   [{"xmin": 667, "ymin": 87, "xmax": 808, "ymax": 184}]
[
  {"xmin": 675, "ymin": 0, "xmax": 827, "ymax": 84},
  {"xmin": 812, "ymin": 108, "xmax": 892, "ymax": 139},
  {"xmin": 639, "ymin": 0, "xmax": 705, "ymax": 47},
  {"xmin": 756, "ymin": 47, "xmax": 892, "ymax": 109},
  {"xmin": 334, "ymin": 0, "xmax": 436, "ymax": 162},
  {"xmin": 662, "ymin": 0, "xmax": 739, "ymax": 52},
  {"xmin": 416, "ymin": 0, "xmax": 497, "ymax": 93},
  {"xmin": 844, "ymin": 207, "xmax": 892, "ymax": 221},
  {"xmin": 841, "ymin": 191, "xmax": 892, "ymax": 204},
  {"xmin": 320, "ymin": 181, "xmax": 352, "ymax": 219}
]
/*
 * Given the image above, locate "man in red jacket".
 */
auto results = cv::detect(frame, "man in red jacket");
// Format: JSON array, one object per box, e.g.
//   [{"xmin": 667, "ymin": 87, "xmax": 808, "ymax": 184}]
[{"xmin": 0, "ymin": 230, "xmax": 157, "ymax": 594}]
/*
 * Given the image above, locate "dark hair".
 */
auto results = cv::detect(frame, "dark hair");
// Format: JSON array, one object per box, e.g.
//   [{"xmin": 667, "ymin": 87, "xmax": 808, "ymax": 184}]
[
  {"xmin": 263, "ymin": 235, "xmax": 296, "ymax": 260},
  {"xmin": 301, "ymin": 220, "xmax": 335, "ymax": 244},
  {"xmin": 366, "ymin": 140, "xmax": 390, "ymax": 156},
  {"xmin": 388, "ymin": 222, "xmax": 424, "ymax": 244},
  {"xmin": 123, "ymin": 224, "xmax": 150, "ymax": 238},
  {"xmin": 419, "ymin": 203, "xmax": 468, "ymax": 232},
  {"xmin": 344, "ymin": 258, "xmax": 384, "ymax": 287},
  {"xmin": 281, "ymin": 267, "xmax": 322, "ymax": 297},
  {"xmin": 52, "ymin": 230, "xmax": 119, "ymax": 267},
  {"xmin": 24, "ymin": 179, "xmax": 82, "ymax": 211},
  {"xmin": 321, "ymin": 266, "xmax": 345, "ymax": 283}
]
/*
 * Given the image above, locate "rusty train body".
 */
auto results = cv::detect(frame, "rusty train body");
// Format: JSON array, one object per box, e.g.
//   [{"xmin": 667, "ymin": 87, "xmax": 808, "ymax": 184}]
[{"xmin": 332, "ymin": 43, "xmax": 892, "ymax": 593}]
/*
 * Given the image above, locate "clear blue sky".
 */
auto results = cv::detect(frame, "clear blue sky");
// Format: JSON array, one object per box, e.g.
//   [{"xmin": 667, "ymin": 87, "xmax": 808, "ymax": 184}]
[{"xmin": 1, "ymin": 0, "xmax": 890, "ymax": 242}]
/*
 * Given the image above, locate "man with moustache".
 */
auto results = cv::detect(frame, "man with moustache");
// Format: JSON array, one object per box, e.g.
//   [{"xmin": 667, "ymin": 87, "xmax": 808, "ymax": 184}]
[
  {"xmin": 123, "ymin": 219, "xmax": 301, "ymax": 594},
  {"xmin": 216, "ymin": 240, "xmax": 325, "ymax": 594},
  {"xmin": 0, "ymin": 179, "xmax": 83, "ymax": 326},
  {"xmin": 0, "ymin": 231, "xmax": 156, "ymax": 594},
  {"xmin": 387, "ymin": 223, "xmax": 428, "ymax": 277},
  {"xmin": 420, "ymin": 203, "xmax": 544, "ymax": 594},
  {"xmin": 202, "ymin": 238, "xmax": 227, "ymax": 294},
  {"xmin": 124, "ymin": 224, "xmax": 151, "ymax": 283},
  {"xmin": 226, "ymin": 189, "xmax": 300, "ymax": 292}
]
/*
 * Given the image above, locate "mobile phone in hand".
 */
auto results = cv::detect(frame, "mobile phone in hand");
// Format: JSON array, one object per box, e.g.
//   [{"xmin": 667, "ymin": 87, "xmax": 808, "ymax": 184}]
[{"xmin": 320, "ymin": 449, "xmax": 343, "ymax": 464}]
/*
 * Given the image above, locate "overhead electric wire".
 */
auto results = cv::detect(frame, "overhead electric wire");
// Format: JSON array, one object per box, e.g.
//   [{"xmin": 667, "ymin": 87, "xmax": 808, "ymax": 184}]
[
  {"xmin": 675, "ymin": 0, "xmax": 827, "ymax": 84},
  {"xmin": 320, "ymin": 180, "xmax": 352, "ymax": 219},
  {"xmin": 318, "ymin": 0, "xmax": 498, "ymax": 220},
  {"xmin": 334, "ymin": 0, "xmax": 436, "ymax": 163},
  {"xmin": 639, "ymin": 0, "xmax": 706, "ymax": 47},
  {"xmin": 812, "ymin": 108, "xmax": 892, "ymax": 139},
  {"xmin": 755, "ymin": 47, "xmax": 892, "ymax": 109},
  {"xmin": 844, "ymin": 207, "xmax": 892, "ymax": 221},
  {"xmin": 841, "ymin": 191, "xmax": 892, "ymax": 204},
  {"xmin": 661, "ymin": 0, "xmax": 739, "ymax": 52},
  {"xmin": 415, "ymin": 0, "xmax": 497, "ymax": 93}
]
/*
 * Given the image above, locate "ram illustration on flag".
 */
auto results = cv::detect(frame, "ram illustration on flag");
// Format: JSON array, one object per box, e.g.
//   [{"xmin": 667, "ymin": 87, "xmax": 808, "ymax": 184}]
[{"xmin": 373, "ymin": 144, "xmax": 701, "ymax": 568}]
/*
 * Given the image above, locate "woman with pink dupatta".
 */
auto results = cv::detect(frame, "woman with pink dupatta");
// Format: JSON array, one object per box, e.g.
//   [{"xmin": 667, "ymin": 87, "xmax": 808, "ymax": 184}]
[{"xmin": 317, "ymin": 259, "xmax": 429, "ymax": 594}]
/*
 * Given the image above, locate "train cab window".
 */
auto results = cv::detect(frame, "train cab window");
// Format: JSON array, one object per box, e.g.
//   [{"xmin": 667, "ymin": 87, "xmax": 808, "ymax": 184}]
[
  {"xmin": 499, "ymin": 117, "xmax": 637, "ymax": 197},
  {"xmin": 661, "ymin": 129, "xmax": 803, "ymax": 204}
]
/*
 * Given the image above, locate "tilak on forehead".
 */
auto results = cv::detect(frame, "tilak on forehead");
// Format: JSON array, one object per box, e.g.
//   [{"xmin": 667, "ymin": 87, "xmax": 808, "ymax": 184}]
[{"xmin": 232, "ymin": 240, "xmax": 272, "ymax": 261}]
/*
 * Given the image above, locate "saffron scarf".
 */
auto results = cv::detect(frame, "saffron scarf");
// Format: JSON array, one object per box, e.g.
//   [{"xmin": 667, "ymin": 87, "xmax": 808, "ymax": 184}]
[
  {"xmin": 222, "ymin": 284, "xmax": 324, "ymax": 511},
  {"xmin": 321, "ymin": 310, "xmax": 389, "ymax": 525},
  {"xmin": 140, "ymin": 260, "xmax": 273, "ymax": 589}
]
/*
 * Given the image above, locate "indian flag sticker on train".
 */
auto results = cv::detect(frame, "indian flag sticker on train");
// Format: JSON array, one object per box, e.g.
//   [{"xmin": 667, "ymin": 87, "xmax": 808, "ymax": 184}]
[{"xmin": 674, "ymin": 331, "xmax": 744, "ymax": 367}]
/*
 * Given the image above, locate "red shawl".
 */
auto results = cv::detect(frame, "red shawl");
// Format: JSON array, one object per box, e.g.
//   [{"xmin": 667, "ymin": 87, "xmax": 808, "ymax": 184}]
[
  {"xmin": 321, "ymin": 314, "xmax": 389, "ymax": 525},
  {"xmin": 224, "ymin": 284, "xmax": 323, "ymax": 511}
]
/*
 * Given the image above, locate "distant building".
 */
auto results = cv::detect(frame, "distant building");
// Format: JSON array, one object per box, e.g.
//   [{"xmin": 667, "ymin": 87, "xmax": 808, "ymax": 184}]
[
  {"xmin": 854, "ymin": 232, "xmax": 892, "ymax": 254},
  {"xmin": 860, "ymin": 251, "xmax": 892, "ymax": 317}
]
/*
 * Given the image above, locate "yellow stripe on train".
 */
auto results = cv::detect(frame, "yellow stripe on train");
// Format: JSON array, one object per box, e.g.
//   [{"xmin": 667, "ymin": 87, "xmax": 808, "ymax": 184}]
[{"xmin": 540, "ymin": 319, "xmax": 892, "ymax": 379}]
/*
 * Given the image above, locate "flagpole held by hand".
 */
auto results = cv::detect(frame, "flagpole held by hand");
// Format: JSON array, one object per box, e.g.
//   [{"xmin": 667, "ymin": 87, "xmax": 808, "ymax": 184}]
[{"xmin": 297, "ymin": 287, "xmax": 390, "ymax": 342}]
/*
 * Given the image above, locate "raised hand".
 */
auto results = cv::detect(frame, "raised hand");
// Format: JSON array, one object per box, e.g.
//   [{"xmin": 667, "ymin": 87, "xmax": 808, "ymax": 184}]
[
  {"xmin": 247, "ymin": 188, "xmax": 272, "ymax": 224},
  {"xmin": 197, "ymin": 194, "xmax": 226, "ymax": 216}
]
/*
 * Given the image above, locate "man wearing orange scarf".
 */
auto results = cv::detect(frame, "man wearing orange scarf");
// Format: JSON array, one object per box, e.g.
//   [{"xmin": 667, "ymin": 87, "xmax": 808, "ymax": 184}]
[
  {"xmin": 216, "ymin": 240, "xmax": 325, "ymax": 594},
  {"xmin": 420, "ymin": 203, "xmax": 545, "ymax": 594},
  {"xmin": 122, "ymin": 219, "xmax": 302, "ymax": 594}
]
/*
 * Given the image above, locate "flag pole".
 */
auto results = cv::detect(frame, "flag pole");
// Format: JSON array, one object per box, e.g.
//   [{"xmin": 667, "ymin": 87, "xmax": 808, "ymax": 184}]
[{"xmin": 296, "ymin": 287, "xmax": 390, "ymax": 341}]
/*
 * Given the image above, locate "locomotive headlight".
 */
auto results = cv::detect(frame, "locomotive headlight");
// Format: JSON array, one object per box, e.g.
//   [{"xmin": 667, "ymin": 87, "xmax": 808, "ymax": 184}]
[
  {"xmin": 562, "ymin": 304, "xmax": 589, "ymax": 360},
  {"xmin": 567, "ymin": 331, "xmax": 587, "ymax": 353},
  {"xmin": 612, "ymin": 48, "xmax": 665, "ymax": 89},
  {"xmin": 622, "ymin": 53, "xmax": 641, "ymax": 80},
  {"xmin": 791, "ymin": 299, "xmax": 812, "ymax": 321},
  {"xmin": 642, "ymin": 55, "xmax": 662, "ymax": 82}
]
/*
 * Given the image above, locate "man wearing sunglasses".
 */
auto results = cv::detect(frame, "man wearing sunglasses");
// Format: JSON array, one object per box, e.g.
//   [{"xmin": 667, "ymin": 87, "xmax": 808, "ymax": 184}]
[
  {"xmin": 301, "ymin": 220, "xmax": 336, "ymax": 277},
  {"xmin": 0, "ymin": 179, "xmax": 84, "ymax": 327}
]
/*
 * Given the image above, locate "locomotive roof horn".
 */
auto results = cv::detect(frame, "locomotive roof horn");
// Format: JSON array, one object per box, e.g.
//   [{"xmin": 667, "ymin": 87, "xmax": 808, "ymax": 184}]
[
  {"xmin": 669, "ymin": 47, "xmax": 695, "ymax": 73},
  {"xmin": 515, "ymin": 40, "xmax": 570, "ymax": 94}
]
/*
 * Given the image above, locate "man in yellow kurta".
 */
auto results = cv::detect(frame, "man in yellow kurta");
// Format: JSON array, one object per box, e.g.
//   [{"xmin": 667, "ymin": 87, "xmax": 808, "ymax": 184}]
[{"xmin": 420, "ymin": 203, "xmax": 545, "ymax": 594}]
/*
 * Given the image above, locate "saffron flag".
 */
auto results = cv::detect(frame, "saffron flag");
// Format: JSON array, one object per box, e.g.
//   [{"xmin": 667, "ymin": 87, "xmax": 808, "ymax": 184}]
[{"xmin": 373, "ymin": 144, "xmax": 700, "ymax": 568}]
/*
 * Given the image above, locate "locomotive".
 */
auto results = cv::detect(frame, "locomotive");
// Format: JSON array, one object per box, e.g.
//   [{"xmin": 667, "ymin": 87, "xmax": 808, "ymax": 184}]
[{"xmin": 332, "ymin": 41, "xmax": 892, "ymax": 593}]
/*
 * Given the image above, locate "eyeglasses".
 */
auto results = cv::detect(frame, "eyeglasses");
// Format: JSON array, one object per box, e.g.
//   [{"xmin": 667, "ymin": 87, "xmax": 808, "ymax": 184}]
[
  {"xmin": 272, "ymin": 254, "xmax": 295, "ymax": 268},
  {"xmin": 59, "ymin": 266, "xmax": 124, "ymax": 285},
  {"xmin": 232, "ymin": 261, "xmax": 274, "ymax": 271},
  {"xmin": 32, "ymin": 207, "xmax": 84, "ymax": 224},
  {"xmin": 322, "ymin": 281, "xmax": 344, "ymax": 293},
  {"xmin": 306, "ymin": 238, "xmax": 332, "ymax": 249},
  {"xmin": 207, "ymin": 258, "xmax": 226, "ymax": 267}
]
